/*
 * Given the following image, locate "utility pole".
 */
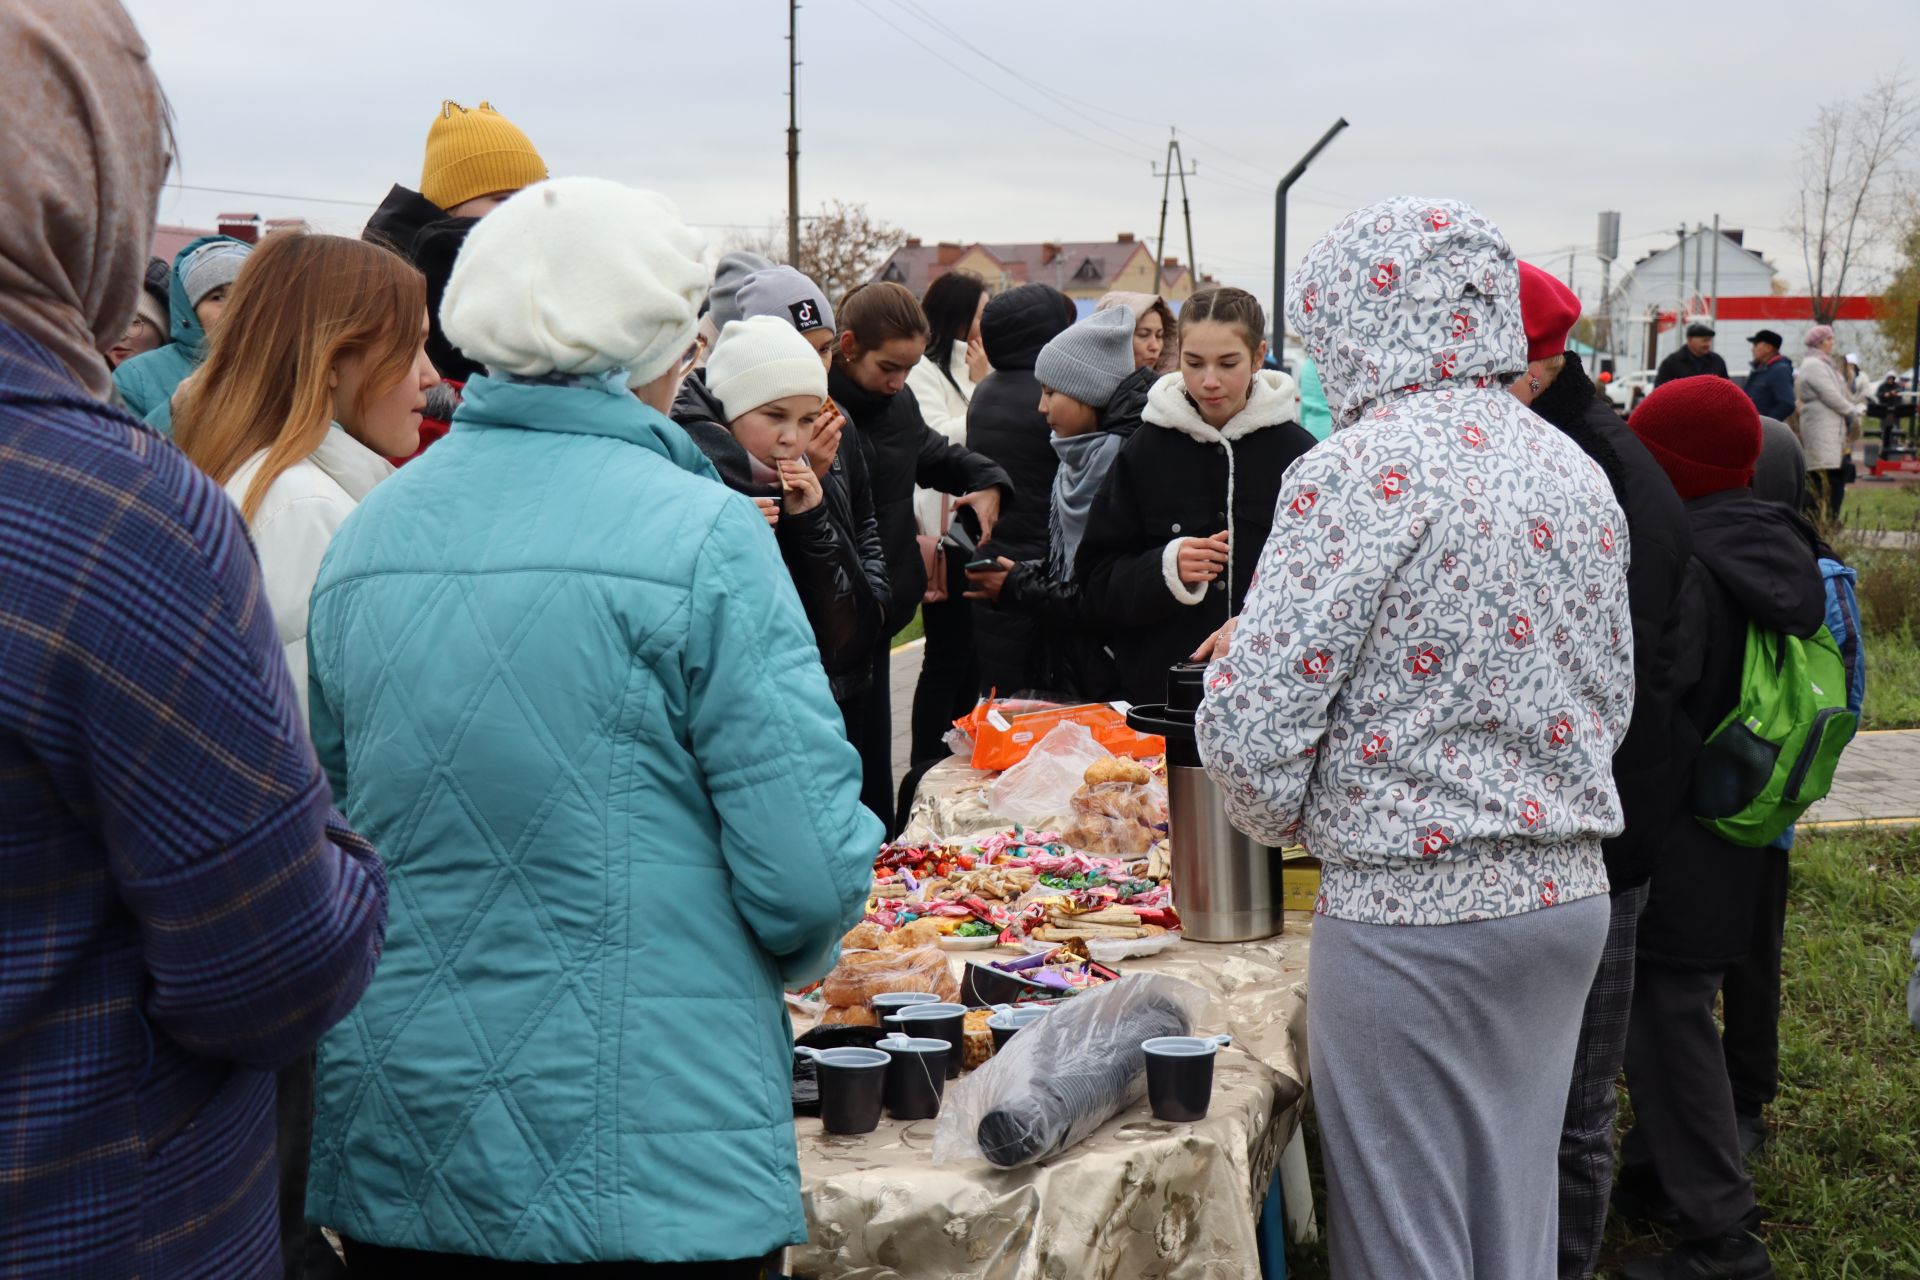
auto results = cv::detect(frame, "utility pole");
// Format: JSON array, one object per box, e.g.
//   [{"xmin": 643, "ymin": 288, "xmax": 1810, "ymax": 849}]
[
  {"xmin": 785, "ymin": 0, "xmax": 801, "ymax": 264},
  {"xmin": 1673, "ymin": 222, "xmax": 1686, "ymax": 356},
  {"xmin": 1596, "ymin": 211, "xmax": 1620, "ymax": 365},
  {"xmin": 1153, "ymin": 133, "xmax": 1200, "ymax": 287},
  {"xmin": 1710, "ymin": 213, "xmax": 1721, "ymax": 322},
  {"xmin": 1272, "ymin": 117, "xmax": 1350, "ymax": 356}
]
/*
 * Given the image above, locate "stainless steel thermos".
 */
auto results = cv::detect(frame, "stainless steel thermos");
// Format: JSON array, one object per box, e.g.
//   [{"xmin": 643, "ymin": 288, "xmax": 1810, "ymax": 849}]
[{"xmin": 1127, "ymin": 663, "xmax": 1286, "ymax": 942}]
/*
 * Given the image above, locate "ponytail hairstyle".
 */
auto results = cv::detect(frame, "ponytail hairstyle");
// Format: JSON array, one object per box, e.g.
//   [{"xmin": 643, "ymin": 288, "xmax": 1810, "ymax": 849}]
[
  {"xmin": 176, "ymin": 232, "xmax": 426, "ymax": 522},
  {"xmin": 836, "ymin": 280, "xmax": 930, "ymax": 362},
  {"xmin": 919, "ymin": 270, "xmax": 987, "ymax": 393},
  {"xmin": 1177, "ymin": 285, "xmax": 1265, "ymax": 359}
]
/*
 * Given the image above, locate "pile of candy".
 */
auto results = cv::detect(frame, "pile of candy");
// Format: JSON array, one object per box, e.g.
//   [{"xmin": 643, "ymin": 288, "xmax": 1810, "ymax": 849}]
[{"xmin": 865, "ymin": 829, "xmax": 1178, "ymax": 948}]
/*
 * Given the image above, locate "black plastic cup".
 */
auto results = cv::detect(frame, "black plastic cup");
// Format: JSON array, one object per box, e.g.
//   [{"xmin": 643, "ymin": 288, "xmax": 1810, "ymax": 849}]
[
  {"xmin": 801, "ymin": 1046, "xmax": 890, "ymax": 1134},
  {"xmin": 1142, "ymin": 1035, "xmax": 1230, "ymax": 1123},
  {"xmin": 883, "ymin": 1003, "xmax": 968, "ymax": 1078},
  {"xmin": 876, "ymin": 1035, "xmax": 950, "ymax": 1119},
  {"xmin": 871, "ymin": 991, "xmax": 940, "ymax": 1020},
  {"xmin": 986, "ymin": 1006, "xmax": 1051, "ymax": 1054}
]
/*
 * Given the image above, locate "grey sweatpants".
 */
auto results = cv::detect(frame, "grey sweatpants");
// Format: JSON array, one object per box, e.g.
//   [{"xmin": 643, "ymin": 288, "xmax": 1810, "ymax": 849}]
[{"xmin": 1308, "ymin": 895, "xmax": 1609, "ymax": 1280}]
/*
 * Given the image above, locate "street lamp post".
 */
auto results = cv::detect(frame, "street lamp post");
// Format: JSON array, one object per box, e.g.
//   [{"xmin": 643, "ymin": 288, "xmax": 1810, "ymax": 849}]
[{"xmin": 1272, "ymin": 117, "xmax": 1349, "ymax": 358}]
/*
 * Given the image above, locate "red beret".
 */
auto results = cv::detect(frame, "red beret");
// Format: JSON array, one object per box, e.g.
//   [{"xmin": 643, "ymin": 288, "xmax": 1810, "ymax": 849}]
[{"xmin": 1517, "ymin": 261, "xmax": 1581, "ymax": 363}]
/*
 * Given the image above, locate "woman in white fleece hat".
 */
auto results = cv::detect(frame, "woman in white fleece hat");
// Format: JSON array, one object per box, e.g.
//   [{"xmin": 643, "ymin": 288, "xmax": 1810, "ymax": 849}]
[{"xmin": 300, "ymin": 177, "xmax": 881, "ymax": 1275}]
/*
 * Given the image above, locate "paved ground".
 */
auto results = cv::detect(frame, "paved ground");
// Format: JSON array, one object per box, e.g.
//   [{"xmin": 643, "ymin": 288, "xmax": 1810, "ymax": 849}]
[
  {"xmin": 887, "ymin": 639, "xmax": 924, "ymax": 788},
  {"xmin": 1803, "ymin": 729, "xmax": 1920, "ymax": 828},
  {"xmin": 887, "ymin": 645, "xmax": 1920, "ymax": 829}
]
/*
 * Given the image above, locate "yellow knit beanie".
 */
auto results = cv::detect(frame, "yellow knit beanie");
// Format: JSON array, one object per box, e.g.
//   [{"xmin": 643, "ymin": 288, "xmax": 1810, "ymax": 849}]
[{"xmin": 420, "ymin": 100, "xmax": 547, "ymax": 213}]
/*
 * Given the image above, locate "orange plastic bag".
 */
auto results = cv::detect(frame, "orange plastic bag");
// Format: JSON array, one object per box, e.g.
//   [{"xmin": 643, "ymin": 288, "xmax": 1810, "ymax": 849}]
[{"xmin": 960, "ymin": 699, "xmax": 1164, "ymax": 773}]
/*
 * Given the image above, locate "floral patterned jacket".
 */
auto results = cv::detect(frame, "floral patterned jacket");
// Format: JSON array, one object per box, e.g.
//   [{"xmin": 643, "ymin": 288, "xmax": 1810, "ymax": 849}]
[{"xmin": 1194, "ymin": 196, "xmax": 1635, "ymax": 926}]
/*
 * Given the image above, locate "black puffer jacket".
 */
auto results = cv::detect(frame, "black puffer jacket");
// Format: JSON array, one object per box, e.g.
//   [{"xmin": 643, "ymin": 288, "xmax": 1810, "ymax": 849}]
[
  {"xmin": 830, "ymin": 363, "xmax": 1013, "ymax": 639},
  {"xmin": 1078, "ymin": 370, "xmax": 1315, "ymax": 705},
  {"xmin": 996, "ymin": 368, "xmax": 1152, "ymax": 699},
  {"xmin": 966, "ymin": 284, "xmax": 1074, "ymax": 561},
  {"xmin": 1530, "ymin": 353, "xmax": 1693, "ymax": 891},
  {"xmin": 363, "ymin": 184, "xmax": 483, "ymax": 383},
  {"xmin": 1637, "ymin": 490, "xmax": 1824, "ymax": 968},
  {"xmin": 672, "ymin": 371, "xmax": 888, "ymax": 701}
]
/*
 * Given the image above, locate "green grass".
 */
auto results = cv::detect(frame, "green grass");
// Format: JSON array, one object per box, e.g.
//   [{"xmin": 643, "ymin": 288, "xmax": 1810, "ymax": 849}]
[
  {"xmin": 1285, "ymin": 828, "xmax": 1920, "ymax": 1279},
  {"xmin": 1865, "ymin": 639, "xmax": 1920, "ymax": 729},
  {"xmin": 1843, "ymin": 482, "xmax": 1920, "ymax": 530}
]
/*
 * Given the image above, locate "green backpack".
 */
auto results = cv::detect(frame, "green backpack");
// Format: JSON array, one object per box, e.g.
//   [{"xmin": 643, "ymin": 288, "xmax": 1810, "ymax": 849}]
[{"xmin": 1693, "ymin": 622, "xmax": 1857, "ymax": 847}]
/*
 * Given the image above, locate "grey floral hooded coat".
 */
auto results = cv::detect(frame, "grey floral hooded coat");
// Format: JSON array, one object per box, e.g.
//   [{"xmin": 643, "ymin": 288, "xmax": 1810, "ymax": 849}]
[{"xmin": 1194, "ymin": 197, "xmax": 1635, "ymax": 926}]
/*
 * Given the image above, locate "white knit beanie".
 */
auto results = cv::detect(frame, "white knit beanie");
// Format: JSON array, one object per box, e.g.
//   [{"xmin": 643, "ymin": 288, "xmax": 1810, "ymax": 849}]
[
  {"xmin": 440, "ymin": 177, "xmax": 709, "ymax": 383},
  {"xmin": 705, "ymin": 316, "xmax": 829, "ymax": 422}
]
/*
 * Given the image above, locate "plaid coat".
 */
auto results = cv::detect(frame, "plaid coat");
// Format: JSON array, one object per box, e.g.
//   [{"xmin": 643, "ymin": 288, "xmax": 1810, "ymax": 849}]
[{"xmin": 0, "ymin": 324, "xmax": 387, "ymax": 1277}]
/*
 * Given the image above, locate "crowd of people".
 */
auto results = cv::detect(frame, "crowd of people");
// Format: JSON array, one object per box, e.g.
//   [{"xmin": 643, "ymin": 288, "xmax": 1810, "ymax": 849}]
[
  {"xmin": 0, "ymin": 4, "xmax": 1887, "ymax": 1279},
  {"xmin": 1654, "ymin": 318, "xmax": 1885, "ymax": 521}
]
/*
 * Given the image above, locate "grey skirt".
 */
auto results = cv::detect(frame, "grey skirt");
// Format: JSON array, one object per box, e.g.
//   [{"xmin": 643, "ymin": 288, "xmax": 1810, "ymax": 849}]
[{"xmin": 1308, "ymin": 895, "xmax": 1609, "ymax": 1280}]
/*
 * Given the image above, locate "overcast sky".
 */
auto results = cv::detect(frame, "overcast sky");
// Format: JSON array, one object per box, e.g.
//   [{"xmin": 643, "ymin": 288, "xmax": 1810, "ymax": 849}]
[{"xmin": 129, "ymin": 0, "xmax": 1919, "ymax": 314}]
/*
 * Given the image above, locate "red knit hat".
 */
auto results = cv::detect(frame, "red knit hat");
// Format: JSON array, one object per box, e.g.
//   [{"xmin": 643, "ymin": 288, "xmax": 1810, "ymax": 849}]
[
  {"xmin": 1629, "ymin": 374, "xmax": 1762, "ymax": 500},
  {"xmin": 1517, "ymin": 262, "xmax": 1581, "ymax": 362}
]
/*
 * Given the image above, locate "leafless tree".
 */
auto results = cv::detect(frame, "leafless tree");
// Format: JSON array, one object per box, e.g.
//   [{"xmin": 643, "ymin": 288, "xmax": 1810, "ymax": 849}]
[
  {"xmin": 1789, "ymin": 72, "xmax": 1920, "ymax": 324},
  {"xmin": 720, "ymin": 201, "xmax": 906, "ymax": 305}
]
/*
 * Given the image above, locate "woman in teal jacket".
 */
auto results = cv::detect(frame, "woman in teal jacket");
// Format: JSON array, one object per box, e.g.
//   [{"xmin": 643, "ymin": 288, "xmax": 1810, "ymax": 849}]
[
  {"xmin": 110, "ymin": 233, "xmax": 250, "ymax": 434},
  {"xmin": 303, "ymin": 178, "xmax": 882, "ymax": 1274}
]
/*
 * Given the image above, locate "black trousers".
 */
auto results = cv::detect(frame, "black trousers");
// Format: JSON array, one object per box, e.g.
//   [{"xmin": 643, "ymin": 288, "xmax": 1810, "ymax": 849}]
[
  {"xmin": 342, "ymin": 1238, "xmax": 772, "ymax": 1278},
  {"xmin": 1557, "ymin": 883, "xmax": 1647, "ymax": 1280},
  {"xmin": 277, "ymin": 1054, "xmax": 346, "ymax": 1278},
  {"xmin": 1621, "ymin": 960, "xmax": 1757, "ymax": 1240},
  {"xmin": 1805, "ymin": 466, "xmax": 1848, "ymax": 522},
  {"xmin": 841, "ymin": 656, "xmax": 894, "ymax": 834},
  {"xmin": 970, "ymin": 603, "xmax": 1039, "ymax": 702},
  {"xmin": 909, "ymin": 590, "xmax": 976, "ymax": 767},
  {"xmin": 1724, "ymin": 855, "xmax": 1791, "ymax": 1117}
]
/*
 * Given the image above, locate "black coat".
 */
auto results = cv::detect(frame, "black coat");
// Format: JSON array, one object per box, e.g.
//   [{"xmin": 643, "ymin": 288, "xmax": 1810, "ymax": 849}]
[
  {"xmin": 1077, "ymin": 371, "xmax": 1317, "ymax": 706},
  {"xmin": 1530, "ymin": 353, "xmax": 1694, "ymax": 892},
  {"xmin": 829, "ymin": 363, "xmax": 1013, "ymax": 639},
  {"xmin": 1653, "ymin": 345, "xmax": 1730, "ymax": 387},
  {"xmin": 672, "ymin": 372, "xmax": 888, "ymax": 701},
  {"xmin": 995, "ymin": 367, "xmax": 1153, "ymax": 700},
  {"xmin": 1636, "ymin": 490, "xmax": 1825, "ymax": 969},
  {"xmin": 363, "ymin": 184, "xmax": 484, "ymax": 383},
  {"xmin": 966, "ymin": 284, "xmax": 1074, "ymax": 562}
]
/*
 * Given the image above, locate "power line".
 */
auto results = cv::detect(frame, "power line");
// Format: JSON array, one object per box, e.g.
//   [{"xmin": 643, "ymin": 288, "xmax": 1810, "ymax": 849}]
[
  {"xmin": 893, "ymin": 0, "xmax": 1160, "ymax": 151},
  {"xmin": 851, "ymin": 0, "xmax": 1154, "ymax": 166},
  {"xmin": 160, "ymin": 181, "xmax": 768, "ymax": 230}
]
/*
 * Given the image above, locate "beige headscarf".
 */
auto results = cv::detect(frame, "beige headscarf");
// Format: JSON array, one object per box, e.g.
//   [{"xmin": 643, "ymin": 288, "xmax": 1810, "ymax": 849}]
[
  {"xmin": 1096, "ymin": 290, "xmax": 1180, "ymax": 373},
  {"xmin": 0, "ymin": 1, "xmax": 169, "ymax": 398}
]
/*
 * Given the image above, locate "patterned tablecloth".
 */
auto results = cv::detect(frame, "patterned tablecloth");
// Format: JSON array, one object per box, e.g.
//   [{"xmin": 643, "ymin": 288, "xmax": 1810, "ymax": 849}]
[{"xmin": 789, "ymin": 761, "xmax": 1313, "ymax": 1280}]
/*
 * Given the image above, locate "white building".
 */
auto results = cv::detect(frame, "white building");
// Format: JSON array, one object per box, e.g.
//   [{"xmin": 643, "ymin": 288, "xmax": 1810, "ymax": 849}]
[
  {"xmin": 1606, "ymin": 227, "xmax": 1887, "ymax": 374},
  {"xmin": 1609, "ymin": 228, "xmax": 1776, "ymax": 371}
]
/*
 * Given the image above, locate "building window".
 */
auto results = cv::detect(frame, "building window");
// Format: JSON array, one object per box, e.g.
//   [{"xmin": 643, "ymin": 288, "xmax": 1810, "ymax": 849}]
[{"xmin": 1073, "ymin": 258, "xmax": 1102, "ymax": 282}]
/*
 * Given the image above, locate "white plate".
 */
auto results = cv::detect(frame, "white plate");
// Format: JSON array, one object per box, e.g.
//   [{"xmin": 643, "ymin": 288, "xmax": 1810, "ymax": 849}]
[{"xmin": 937, "ymin": 935, "xmax": 1004, "ymax": 951}]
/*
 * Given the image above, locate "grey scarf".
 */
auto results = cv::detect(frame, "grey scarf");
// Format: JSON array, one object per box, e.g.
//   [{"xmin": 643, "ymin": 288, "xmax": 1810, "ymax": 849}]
[{"xmin": 1048, "ymin": 430, "xmax": 1124, "ymax": 577}]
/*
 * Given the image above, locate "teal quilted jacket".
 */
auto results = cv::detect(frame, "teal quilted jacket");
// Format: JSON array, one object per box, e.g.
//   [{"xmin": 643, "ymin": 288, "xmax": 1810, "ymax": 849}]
[{"xmin": 304, "ymin": 372, "xmax": 881, "ymax": 1263}]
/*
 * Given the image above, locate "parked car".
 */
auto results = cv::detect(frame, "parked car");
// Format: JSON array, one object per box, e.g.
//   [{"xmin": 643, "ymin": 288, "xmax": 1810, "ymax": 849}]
[{"xmin": 1605, "ymin": 368, "xmax": 1657, "ymax": 414}]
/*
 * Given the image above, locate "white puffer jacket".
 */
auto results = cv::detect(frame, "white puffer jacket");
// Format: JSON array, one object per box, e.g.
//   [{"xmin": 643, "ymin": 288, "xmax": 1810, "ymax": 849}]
[
  {"xmin": 1195, "ymin": 196, "xmax": 1635, "ymax": 927},
  {"xmin": 1795, "ymin": 352, "xmax": 1856, "ymax": 471},
  {"xmin": 224, "ymin": 426, "xmax": 393, "ymax": 723}
]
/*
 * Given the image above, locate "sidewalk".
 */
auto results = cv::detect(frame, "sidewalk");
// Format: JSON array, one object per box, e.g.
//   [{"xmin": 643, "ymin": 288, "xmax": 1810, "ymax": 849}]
[
  {"xmin": 888, "ymin": 645, "xmax": 1920, "ymax": 831},
  {"xmin": 1803, "ymin": 729, "xmax": 1920, "ymax": 829}
]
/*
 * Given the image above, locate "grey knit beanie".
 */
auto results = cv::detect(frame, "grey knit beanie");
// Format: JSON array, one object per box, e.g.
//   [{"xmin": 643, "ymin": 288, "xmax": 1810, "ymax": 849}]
[
  {"xmin": 180, "ymin": 238, "xmax": 253, "ymax": 308},
  {"xmin": 1036, "ymin": 305, "xmax": 1136, "ymax": 408},
  {"xmin": 707, "ymin": 250, "xmax": 774, "ymax": 330},
  {"xmin": 736, "ymin": 265, "xmax": 835, "ymax": 334}
]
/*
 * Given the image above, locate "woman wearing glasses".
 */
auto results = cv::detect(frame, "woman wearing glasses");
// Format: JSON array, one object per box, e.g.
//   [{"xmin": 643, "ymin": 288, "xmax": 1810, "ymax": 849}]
[{"xmin": 299, "ymin": 179, "xmax": 880, "ymax": 1275}]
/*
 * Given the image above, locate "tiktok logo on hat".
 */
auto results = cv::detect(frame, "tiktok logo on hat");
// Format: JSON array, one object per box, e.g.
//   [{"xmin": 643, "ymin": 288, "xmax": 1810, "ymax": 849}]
[{"xmin": 789, "ymin": 299, "xmax": 824, "ymax": 332}]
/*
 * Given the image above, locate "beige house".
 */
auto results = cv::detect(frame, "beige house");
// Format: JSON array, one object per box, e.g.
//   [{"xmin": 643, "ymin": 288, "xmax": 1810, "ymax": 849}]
[{"xmin": 876, "ymin": 233, "xmax": 1200, "ymax": 309}]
